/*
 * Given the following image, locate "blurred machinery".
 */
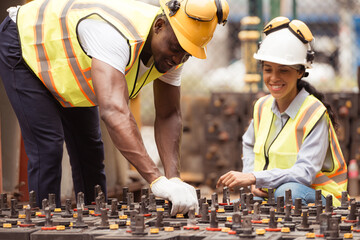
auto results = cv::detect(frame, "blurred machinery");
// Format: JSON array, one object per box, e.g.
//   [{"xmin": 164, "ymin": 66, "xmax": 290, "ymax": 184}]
[
  {"xmin": 238, "ymin": 16, "xmax": 261, "ymax": 92},
  {"xmin": 202, "ymin": 92, "xmax": 265, "ymax": 189}
]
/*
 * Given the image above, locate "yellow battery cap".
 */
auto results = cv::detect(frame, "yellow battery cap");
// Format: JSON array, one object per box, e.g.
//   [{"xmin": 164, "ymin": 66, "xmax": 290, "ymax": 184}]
[
  {"xmin": 281, "ymin": 227, "xmax": 290, "ymax": 233},
  {"xmin": 56, "ymin": 225, "xmax": 65, "ymax": 231},
  {"xmin": 164, "ymin": 227, "xmax": 174, "ymax": 232},
  {"xmin": 150, "ymin": 228, "xmax": 159, "ymax": 234},
  {"xmin": 3, "ymin": 223, "xmax": 12, "ymax": 228},
  {"xmin": 110, "ymin": 224, "xmax": 119, "ymax": 230},
  {"xmin": 344, "ymin": 233, "xmax": 353, "ymax": 239},
  {"xmin": 306, "ymin": 232, "xmax": 315, "ymax": 239},
  {"xmin": 262, "ymin": 218, "xmax": 270, "ymax": 224},
  {"xmin": 256, "ymin": 229, "xmax": 266, "ymax": 235},
  {"xmin": 54, "ymin": 208, "xmax": 62, "ymax": 212}
]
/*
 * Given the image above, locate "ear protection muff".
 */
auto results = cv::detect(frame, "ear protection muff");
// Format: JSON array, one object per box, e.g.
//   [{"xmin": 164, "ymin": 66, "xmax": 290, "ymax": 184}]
[{"xmin": 215, "ymin": 0, "xmax": 227, "ymax": 25}]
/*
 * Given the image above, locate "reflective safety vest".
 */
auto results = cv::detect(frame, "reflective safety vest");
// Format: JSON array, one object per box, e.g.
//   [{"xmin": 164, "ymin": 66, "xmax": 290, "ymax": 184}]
[
  {"xmin": 17, "ymin": 0, "xmax": 164, "ymax": 107},
  {"xmin": 253, "ymin": 94, "xmax": 348, "ymax": 206}
]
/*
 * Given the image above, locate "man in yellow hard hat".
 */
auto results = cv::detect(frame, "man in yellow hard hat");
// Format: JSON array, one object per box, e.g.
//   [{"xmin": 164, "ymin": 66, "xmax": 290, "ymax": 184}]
[{"xmin": 0, "ymin": 0, "xmax": 229, "ymax": 214}]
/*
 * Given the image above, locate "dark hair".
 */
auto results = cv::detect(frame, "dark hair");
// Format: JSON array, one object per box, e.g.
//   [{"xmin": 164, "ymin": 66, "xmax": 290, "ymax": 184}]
[{"xmin": 297, "ymin": 67, "xmax": 338, "ymax": 130}]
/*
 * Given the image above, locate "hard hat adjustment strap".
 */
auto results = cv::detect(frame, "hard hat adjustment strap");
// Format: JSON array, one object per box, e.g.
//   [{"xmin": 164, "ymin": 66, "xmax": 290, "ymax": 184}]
[
  {"xmin": 288, "ymin": 27, "xmax": 308, "ymax": 44},
  {"xmin": 215, "ymin": 0, "xmax": 223, "ymax": 24},
  {"xmin": 166, "ymin": 0, "xmax": 180, "ymax": 17},
  {"xmin": 263, "ymin": 23, "xmax": 288, "ymax": 35}
]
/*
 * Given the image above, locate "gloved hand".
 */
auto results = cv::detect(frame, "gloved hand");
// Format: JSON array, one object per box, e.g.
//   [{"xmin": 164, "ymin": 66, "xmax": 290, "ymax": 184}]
[
  {"xmin": 170, "ymin": 177, "xmax": 199, "ymax": 214},
  {"xmin": 150, "ymin": 176, "xmax": 198, "ymax": 216},
  {"xmin": 169, "ymin": 177, "xmax": 198, "ymax": 208}
]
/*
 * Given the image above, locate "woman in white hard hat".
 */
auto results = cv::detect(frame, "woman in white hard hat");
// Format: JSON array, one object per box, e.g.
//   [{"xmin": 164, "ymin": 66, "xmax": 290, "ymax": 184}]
[{"xmin": 217, "ymin": 17, "xmax": 348, "ymax": 207}]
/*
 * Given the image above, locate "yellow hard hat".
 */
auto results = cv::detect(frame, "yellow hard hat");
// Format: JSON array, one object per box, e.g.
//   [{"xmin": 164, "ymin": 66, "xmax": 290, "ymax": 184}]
[{"xmin": 160, "ymin": 0, "xmax": 229, "ymax": 59}]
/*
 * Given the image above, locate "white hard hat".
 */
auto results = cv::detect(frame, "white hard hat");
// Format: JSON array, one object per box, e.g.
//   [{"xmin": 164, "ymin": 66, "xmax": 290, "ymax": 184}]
[{"xmin": 254, "ymin": 28, "xmax": 314, "ymax": 68}]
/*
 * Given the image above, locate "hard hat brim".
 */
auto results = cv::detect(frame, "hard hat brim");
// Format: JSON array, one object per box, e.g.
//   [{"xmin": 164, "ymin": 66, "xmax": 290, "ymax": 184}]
[
  {"xmin": 253, "ymin": 53, "xmax": 312, "ymax": 69},
  {"xmin": 172, "ymin": 27, "xmax": 207, "ymax": 59}
]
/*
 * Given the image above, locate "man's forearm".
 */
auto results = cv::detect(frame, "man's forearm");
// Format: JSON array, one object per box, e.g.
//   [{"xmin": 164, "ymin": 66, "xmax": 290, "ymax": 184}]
[
  {"xmin": 154, "ymin": 112, "xmax": 182, "ymax": 179},
  {"xmin": 102, "ymin": 110, "xmax": 162, "ymax": 183},
  {"xmin": 92, "ymin": 58, "xmax": 162, "ymax": 184}
]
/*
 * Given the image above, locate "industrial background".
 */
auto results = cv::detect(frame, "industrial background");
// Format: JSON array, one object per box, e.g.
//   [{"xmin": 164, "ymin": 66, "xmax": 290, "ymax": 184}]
[{"xmin": 1, "ymin": 0, "xmax": 360, "ymax": 203}]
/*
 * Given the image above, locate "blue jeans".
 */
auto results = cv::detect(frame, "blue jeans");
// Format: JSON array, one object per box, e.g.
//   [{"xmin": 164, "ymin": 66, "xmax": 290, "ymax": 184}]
[
  {"xmin": 254, "ymin": 182, "xmax": 326, "ymax": 205},
  {"xmin": 0, "ymin": 16, "xmax": 106, "ymax": 207}
]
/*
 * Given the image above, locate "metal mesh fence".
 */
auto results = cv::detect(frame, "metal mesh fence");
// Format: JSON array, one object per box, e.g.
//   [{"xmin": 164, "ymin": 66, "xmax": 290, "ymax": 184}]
[{"xmin": 139, "ymin": 0, "xmax": 360, "ymax": 125}]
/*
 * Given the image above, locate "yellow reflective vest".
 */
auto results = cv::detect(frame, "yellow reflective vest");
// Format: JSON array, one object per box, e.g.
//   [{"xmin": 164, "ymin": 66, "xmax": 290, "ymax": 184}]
[
  {"xmin": 253, "ymin": 94, "xmax": 348, "ymax": 206},
  {"xmin": 17, "ymin": 0, "xmax": 164, "ymax": 107}
]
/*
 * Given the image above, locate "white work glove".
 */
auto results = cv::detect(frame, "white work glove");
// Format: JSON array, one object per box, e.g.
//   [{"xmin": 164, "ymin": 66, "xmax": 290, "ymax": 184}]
[
  {"xmin": 169, "ymin": 177, "xmax": 199, "ymax": 212},
  {"xmin": 169, "ymin": 177, "xmax": 199, "ymax": 205},
  {"xmin": 150, "ymin": 176, "xmax": 198, "ymax": 216}
]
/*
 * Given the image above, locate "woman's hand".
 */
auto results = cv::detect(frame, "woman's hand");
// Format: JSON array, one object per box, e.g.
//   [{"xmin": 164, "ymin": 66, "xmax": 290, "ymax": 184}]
[
  {"xmin": 250, "ymin": 185, "xmax": 268, "ymax": 198},
  {"xmin": 216, "ymin": 171, "xmax": 256, "ymax": 189}
]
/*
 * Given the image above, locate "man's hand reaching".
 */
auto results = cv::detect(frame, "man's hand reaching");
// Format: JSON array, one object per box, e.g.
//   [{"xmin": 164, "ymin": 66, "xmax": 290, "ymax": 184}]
[{"xmin": 150, "ymin": 176, "xmax": 198, "ymax": 216}]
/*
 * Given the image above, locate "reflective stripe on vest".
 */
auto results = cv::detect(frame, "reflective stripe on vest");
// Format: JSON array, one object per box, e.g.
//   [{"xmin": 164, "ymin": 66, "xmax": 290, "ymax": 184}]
[
  {"xmin": 294, "ymin": 101, "xmax": 323, "ymax": 151},
  {"xmin": 253, "ymin": 94, "xmax": 347, "ymax": 206},
  {"xmin": 253, "ymin": 95, "xmax": 272, "ymax": 133},
  {"xmin": 34, "ymin": 0, "xmax": 72, "ymax": 107},
  {"xmin": 17, "ymin": 0, "xmax": 162, "ymax": 107}
]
